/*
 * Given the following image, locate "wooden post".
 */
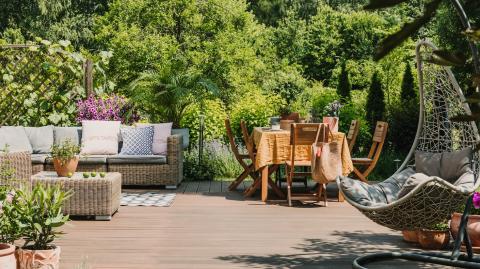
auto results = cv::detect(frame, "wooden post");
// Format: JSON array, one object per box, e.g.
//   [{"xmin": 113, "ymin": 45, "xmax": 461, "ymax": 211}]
[{"xmin": 84, "ymin": 59, "xmax": 93, "ymax": 96}]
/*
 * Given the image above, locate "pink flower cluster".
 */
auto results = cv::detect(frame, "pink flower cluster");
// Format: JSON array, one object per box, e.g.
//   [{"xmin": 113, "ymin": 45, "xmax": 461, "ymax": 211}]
[
  {"xmin": 76, "ymin": 94, "xmax": 140, "ymax": 124},
  {"xmin": 474, "ymin": 192, "xmax": 480, "ymax": 209}
]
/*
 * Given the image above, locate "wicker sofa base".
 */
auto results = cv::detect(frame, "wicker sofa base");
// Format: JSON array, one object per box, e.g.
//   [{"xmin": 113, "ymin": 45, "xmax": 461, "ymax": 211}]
[{"xmin": 34, "ymin": 162, "xmax": 182, "ymax": 188}]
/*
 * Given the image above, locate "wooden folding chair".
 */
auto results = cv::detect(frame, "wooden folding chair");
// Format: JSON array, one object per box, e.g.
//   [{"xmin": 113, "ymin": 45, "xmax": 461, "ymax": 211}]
[
  {"xmin": 351, "ymin": 121, "xmax": 388, "ymax": 182},
  {"xmin": 225, "ymin": 118, "xmax": 257, "ymax": 191},
  {"xmin": 240, "ymin": 120, "xmax": 284, "ymax": 198},
  {"xmin": 285, "ymin": 123, "xmax": 327, "ymax": 207},
  {"xmin": 346, "ymin": 120, "xmax": 360, "ymax": 152}
]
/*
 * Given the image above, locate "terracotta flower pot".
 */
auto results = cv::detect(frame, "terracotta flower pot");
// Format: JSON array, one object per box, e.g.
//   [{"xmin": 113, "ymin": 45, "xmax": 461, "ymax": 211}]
[
  {"xmin": 17, "ymin": 246, "xmax": 61, "ymax": 269},
  {"xmin": 280, "ymin": 120, "xmax": 294, "ymax": 131},
  {"xmin": 417, "ymin": 230, "xmax": 450, "ymax": 250},
  {"xmin": 323, "ymin": 116, "xmax": 339, "ymax": 132},
  {"xmin": 53, "ymin": 157, "xmax": 79, "ymax": 177},
  {"xmin": 402, "ymin": 230, "xmax": 419, "ymax": 243},
  {"xmin": 450, "ymin": 212, "xmax": 480, "ymax": 246},
  {"xmin": 0, "ymin": 243, "xmax": 16, "ymax": 269},
  {"xmin": 281, "ymin": 112, "xmax": 300, "ymax": 122}
]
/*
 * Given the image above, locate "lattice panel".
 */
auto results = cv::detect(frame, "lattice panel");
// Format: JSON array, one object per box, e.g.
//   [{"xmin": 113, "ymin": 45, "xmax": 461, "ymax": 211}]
[{"xmin": 0, "ymin": 44, "xmax": 87, "ymax": 126}]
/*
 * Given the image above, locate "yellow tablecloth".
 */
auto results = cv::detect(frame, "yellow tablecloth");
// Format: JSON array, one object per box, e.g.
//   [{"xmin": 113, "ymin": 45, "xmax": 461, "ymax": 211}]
[{"xmin": 252, "ymin": 127, "xmax": 353, "ymax": 176}]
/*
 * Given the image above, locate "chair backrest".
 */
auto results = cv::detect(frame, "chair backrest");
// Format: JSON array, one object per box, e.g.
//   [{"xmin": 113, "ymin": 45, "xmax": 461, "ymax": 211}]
[
  {"xmin": 367, "ymin": 121, "xmax": 388, "ymax": 161},
  {"xmin": 225, "ymin": 118, "xmax": 249, "ymax": 169},
  {"xmin": 240, "ymin": 120, "xmax": 256, "ymax": 162},
  {"xmin": 346, "ymin": 120, "xmax": 360, "ymax": 152},
  {"xmin": 290, "ymin": 123, "xmax": 323, "ymax": 146}
]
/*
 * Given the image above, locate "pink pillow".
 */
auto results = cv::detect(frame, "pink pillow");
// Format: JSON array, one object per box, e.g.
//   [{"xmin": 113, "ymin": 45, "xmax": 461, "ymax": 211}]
[{"xmin": 136, "ymin": 123, "xmax": 172, "ymax": 155}]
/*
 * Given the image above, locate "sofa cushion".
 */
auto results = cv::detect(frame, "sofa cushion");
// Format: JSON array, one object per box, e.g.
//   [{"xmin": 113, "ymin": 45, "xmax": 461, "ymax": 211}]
[
  {"xmin": 81, "ymin": 120, "xmax": 120, "ymax": 155},
  {"xmin": 107, "ymin": 155, "xmax": 167, "ymax": 164},
  {"xmin": 119, "ymin": 126, "xmax": 154, "ymax": 155},
  {"xmin": 46, "ymin": 155, "xmax": 107, "ymax": 164},
  {"xmin": 172, "ymin": 128, "xmax": 189, "ymax": 149},
  {"xmin": 79, "ymin": 155, "xmax": 107, "ymax": 164},
  {"xmin": 137, "ymin": 123, "xmax": 172, "ymax": 154},
  {"xmin": 31, "ymin": 154, "xmax": 48, "ymax": 164},
  {"xmin": 54, "ymin": 127, "xmax": 81, "ymax": 146},
  {"xmin": 0, "ymin": 126, "xmax": 33, "ymax": 153},
  {"xmin": 25, "ymin": 126, "xmax": 54, "ymax": 154}
]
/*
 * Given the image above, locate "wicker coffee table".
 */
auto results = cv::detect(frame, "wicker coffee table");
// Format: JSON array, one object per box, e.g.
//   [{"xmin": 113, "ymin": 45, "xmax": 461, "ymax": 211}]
[{"xmin": 31, "ymin": 171, "xmax": 122, "ymax": 220}]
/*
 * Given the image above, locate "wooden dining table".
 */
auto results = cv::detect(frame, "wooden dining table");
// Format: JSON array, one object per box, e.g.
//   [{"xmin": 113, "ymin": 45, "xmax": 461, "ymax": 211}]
[{"xmin": 252, "ymin": 127, "xmax": 354, "ymax": 202}]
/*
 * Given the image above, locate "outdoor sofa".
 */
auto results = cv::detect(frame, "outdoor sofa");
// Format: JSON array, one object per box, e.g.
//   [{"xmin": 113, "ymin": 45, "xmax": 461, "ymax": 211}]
[{"xmin": 0, "ymin": 126, "xmax": 188, "ymax": 189}]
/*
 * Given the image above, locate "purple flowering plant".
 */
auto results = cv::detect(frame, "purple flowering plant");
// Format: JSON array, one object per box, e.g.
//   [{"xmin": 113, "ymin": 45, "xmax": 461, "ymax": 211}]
[
  {"xmin": 474, "ymin": 192, "xmax": 480, "ymax": 210},
  {"xmin": 76, "ymin": 94, "xmax": 140, "ymax": 124}
]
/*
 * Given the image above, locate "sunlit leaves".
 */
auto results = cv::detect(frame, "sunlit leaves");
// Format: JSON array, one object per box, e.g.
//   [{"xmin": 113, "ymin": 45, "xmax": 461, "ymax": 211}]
[
  {"xmin": 374, "ymin": 0, "xmax": 442, "ymax": 61},
  {"xmin": 364, "ymin": 0, "xmax": 409, "ymax": 10}
]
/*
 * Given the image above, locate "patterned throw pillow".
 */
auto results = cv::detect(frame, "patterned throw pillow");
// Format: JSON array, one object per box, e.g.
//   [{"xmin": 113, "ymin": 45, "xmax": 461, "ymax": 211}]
[
  {"xmin": 120, "ymin": 126, "xmax": 154, "ymax": 155},
  {"xmin": 136, "ymin": 123, "xmax": 172, "ymax": 155}
]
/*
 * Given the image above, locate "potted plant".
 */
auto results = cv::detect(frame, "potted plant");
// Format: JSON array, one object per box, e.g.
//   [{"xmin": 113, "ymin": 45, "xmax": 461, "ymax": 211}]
[
  {"xmin": 0, "ymin": 189, "xmax": 21, "ymax": 269},
  {"xmin": 323, "ymin": 100, "xmax": 343, "ymax": 132},
  {"xmin": 0, "ymin": 151, "xmax": 24, "ymax": 269},
  {"xmin": 15, "ymin": 184, "xmax": 71, "ymax": 269},
  {"xmin": 50, "ymin": 139, "xmax": 80, "ymax": 177},
  {"xmin": 417, "ymin": 222, "xmax": 450, "ymax": 250},
  {"xmin": 450, "ymin": 191, "xmax": 480, "ymax": 247},
  {"xmin": 401, "ymin": 230, "xmax": 419, "ymax": 243}
]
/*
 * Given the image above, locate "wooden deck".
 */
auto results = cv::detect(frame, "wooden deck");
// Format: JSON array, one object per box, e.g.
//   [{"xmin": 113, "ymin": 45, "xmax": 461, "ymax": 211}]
[{"xmin": 58, "ymin": 181, "xmax": 453, "ymax": 269}]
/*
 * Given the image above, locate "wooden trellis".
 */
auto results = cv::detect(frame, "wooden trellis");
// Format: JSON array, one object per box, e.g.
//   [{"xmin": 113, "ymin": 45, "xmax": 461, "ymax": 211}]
[{"xmin": 0, "ymin": 44, "xmax": 94, "ymax": 126}]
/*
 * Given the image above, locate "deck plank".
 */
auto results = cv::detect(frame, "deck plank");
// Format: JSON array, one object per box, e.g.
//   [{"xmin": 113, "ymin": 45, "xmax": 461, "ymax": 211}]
[
  {"xmin": 58, "ymin": 187, "xmax": 448, "ymax": 269},
  {"xmin": 209, "ymin": 181, "xmax": 222, "ymax": 193},
  {"xmin": 184, "ymin": 181, "xmax": 199, "ymax": 193},
  {"xmin": 197, "ymin": 181, "xmax": 211, "ymax": 194}
]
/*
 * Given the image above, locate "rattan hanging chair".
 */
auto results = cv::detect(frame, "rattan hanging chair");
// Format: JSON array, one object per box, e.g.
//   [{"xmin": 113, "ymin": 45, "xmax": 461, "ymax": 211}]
[
  {"xmin": 338, "ymin": 40, "xmax": 480, "ymax": 269},
  {"xmin": 337, "ymin": 40, "xmax": 480, "ymax": 231}
]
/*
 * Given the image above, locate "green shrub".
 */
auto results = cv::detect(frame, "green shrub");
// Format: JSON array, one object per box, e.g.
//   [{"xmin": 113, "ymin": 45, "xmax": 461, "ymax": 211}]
[
  {"xmin": 337, "ymin": 62, "xmax": 351, "ymax": 101},
  {"xmin": 181, "ymin": 99, "xmax": 228, "ymax": 147},
  {"xmin": 230, "ymin": 91, "xmax": 284, "ymax": 137},
  {"xmin": 184, "ymin": 142, "xmax": 243, "ymax": 181},
  {"xmin": 368, "ymin": 147, "xmax": 406, "ymax": 181},
  {"xmin": 365, "ymin": 71, "xmax": 385, "ymax": 132},
  {"xmin": 309, "ymin": 87, "xmax": 339, "ymax": 122}
]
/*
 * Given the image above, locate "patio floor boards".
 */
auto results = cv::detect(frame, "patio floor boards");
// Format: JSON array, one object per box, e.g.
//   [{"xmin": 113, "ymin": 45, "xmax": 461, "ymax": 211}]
[{"xmin": 58, "ymin": 181, "xmax": 455, "ymax": 269}]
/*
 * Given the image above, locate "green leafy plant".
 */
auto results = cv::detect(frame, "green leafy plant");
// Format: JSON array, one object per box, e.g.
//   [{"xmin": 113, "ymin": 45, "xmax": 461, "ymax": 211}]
[
  {"xmin": 427, "ymin": 222, "xmax": 450, "ymax": 231},
  {"xmin": 128, "ymin": 66, "xmax": 218, "ymax": 128},
  {"xmin": 15, "ymin": 184, "xmax": 71, "ymax": 250},
  {"xmin": 50, "ymin": 139, "xmax": 80, "ymax": 165},
  {"xmin": 0, "ymin": 189, "xmax": 23, "ymax": 244}
]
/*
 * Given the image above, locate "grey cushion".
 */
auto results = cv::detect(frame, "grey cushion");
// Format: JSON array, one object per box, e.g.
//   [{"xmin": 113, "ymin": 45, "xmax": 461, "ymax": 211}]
[
  {"xmin": 54, "ymin": 127, "xmax": 81, "ymax": 145},
  {"xmin": 440, "ymin": 148, "xmax": 473, "ymax": 183},
  {"xmin": 172, "ymin": 128, "xmax": 189, "ymax": 149},
  {"xmin": 79, "ymin": 155, "xmax": 107, "ymax": 164},
  {"xmin": 338, "ymin": 177, "xmax": 387, "ymax": 206},
  {"xmin": 453, "ymin": 171, "xmax": 475, "ymax": 192},
  {"xmin": 339, "ymin": 168, "xmax": 415, "ymax": 206},
  {"xmin": 415, "ymin": 148, "xmax": 473, "ymax": 184},
  {"xmin": 377, "ymin": 167, "xmax": 415, "ymax": 203},
  {"xmin": 107, "ymin": 155, "xmax": 167, "ymax": 164},
  {"xmin": 415, "ymin": 151, "xmax": 441, "ymax": 177},
  {"xmin": 46, "ymin": 155, "xmax": 107, "ymax": 164},
  {"xmin": 0, "ymin": 126, "xmax": 33, "ymax": 153},
  {"xmin": 31, "ymin": 154, "xmax": 48, "ymax": 164},
  {"xmin": 398, "ymin": 173, "xmax": 431, "ymax": 198},
  {"xmin": 25, "ymin": 126, "xmax": 54, "ymax": 154}
]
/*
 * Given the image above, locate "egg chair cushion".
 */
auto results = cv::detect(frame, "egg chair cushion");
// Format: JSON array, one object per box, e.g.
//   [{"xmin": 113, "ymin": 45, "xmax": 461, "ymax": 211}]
[{"xmin": 339, "ymin": 168, "xmax": 415, "ymax": 206}]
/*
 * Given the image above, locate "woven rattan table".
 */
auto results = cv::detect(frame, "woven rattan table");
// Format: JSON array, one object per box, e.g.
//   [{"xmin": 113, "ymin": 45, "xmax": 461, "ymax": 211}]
[{"xmin": 31, "ymin": 171, "xmax": 122, "ymax": 220}]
